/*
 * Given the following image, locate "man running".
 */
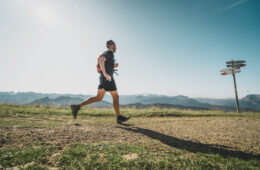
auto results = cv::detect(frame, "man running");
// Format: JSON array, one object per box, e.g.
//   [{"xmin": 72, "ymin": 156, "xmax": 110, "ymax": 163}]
[{"xmin": 70, "ymin": 40, "xmax": 130, "ymax": 123}]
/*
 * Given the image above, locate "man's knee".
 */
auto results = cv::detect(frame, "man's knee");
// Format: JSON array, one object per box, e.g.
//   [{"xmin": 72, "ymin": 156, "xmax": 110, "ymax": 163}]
[
  {"xmin": 96, "ymin": 95, "xmax": 104, "ymax": 101},
  {"xmin": 113, "ymin": 94, "xmax": 119, "ymax": 101}
]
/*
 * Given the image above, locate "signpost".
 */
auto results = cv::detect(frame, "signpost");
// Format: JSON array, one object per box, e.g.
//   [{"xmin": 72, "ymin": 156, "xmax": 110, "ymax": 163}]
[
  {"xmin": 220, "ymin": 60, "xmax": 247, "ymax": 113},
  {"xmin": 220, "ymin": 68, "xmax": 240, "ymax": 75},
  {"xmin": 227, "ymin": 64, "xmax": 246, "ymax": 68}
]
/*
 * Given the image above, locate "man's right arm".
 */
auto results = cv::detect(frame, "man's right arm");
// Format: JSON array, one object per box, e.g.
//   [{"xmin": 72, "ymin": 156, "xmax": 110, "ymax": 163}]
[{"xmin": 99, "ymin": 56, "xmax": 111, "ymax": 81}]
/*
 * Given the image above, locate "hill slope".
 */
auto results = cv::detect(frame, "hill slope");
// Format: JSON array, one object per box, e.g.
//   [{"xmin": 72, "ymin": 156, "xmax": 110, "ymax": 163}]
[
  {"xmin": 27, "ymin": 96, "xmax": 112, "ymax": 108},
  {"xmin": 1, "ymin": 92, "xmax": 260, "ymax": 111}
]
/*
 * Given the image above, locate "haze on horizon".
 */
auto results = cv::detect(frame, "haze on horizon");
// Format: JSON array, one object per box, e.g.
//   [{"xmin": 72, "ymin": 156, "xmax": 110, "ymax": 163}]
[{"xmin": 0, "ymin": 0, "xmax": 260, "ymax": 99}]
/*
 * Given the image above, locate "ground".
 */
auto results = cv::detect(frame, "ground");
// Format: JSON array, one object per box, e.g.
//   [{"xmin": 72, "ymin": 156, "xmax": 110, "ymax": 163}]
[{"xmin": 0, "ymin": 104, "xmax": 260, "ymax": 169}]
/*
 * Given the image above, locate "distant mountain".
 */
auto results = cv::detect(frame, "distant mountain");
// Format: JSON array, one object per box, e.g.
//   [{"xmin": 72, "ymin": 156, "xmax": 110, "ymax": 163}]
[
  {"xmin": 104, "ymin": 94, "xmax": 213, "ymax": 108},
  {"xmin": 195, "ymin": 94, "xmax": 260, "ymax": 111},
  {"xmin": 0, "ymin": 91, "xmax": 48, "ymax": 104},
  {"xmin": 241, "ymin": 94, "xmax": 260, "ymax": 104},
  {"xmin": 1, "ymin": 91, "xmax": 259, "ymax": 111},
  {"xmin": 120, "ymin": 103, "xmax": 235, "ymax": 111},
  {"xmin": 195, "ymin": 98, "xmax": 235, "ymax": 107},
  {"xmin": 0, "ymin": 91, "xmax": 91, "ymax": 105},
  {"xmin": 27, "ymin": 96, "xmax": 112, "ymax": 108},
  {"xmin": 27, "ymin": 96, "xmax": 82, "ymax": 107},
  {"xmin": 240, "ymin": 94, "xmax": 260, "ymax": 111}
]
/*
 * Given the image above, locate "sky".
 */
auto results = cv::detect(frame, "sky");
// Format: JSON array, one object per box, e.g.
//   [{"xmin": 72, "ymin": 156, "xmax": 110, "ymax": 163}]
[{"xmin": 0, "ymin": 0, "xmax": 259, "ymax": 98}]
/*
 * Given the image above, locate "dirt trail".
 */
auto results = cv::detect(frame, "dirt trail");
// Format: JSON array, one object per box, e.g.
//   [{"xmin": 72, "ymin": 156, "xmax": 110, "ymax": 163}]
[{"xmin": 1, "ymin": 117, "xmax": 260, "ymax": 156}]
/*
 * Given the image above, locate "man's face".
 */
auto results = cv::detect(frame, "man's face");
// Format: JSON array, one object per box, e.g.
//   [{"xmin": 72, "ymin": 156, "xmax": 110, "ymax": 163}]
[{"xmin": 110, "ymin": 43, "xmax": 117, "ymax": 53}]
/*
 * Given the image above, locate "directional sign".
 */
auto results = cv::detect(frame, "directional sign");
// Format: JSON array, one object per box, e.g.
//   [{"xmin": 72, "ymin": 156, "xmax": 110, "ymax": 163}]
[
  {"xmin": 220, "ymin": 68, "xmax": 240, "ymax": 72},
  {"xmin": 220, "ymin": 68, "xmax": 241, "ymax": 75},
  {"xmin": 238, "ymin": 64, "xmax": 246, "ymax": 67},
  {"xmin": 220, "ymin": 68, "xmax": 232, "ymax": 72},
  {"xmin": 221, "ymin": 59, "xmax": 246, "ymax": 113},
  {"xmin": 221, "ymin": 71, "xmax": 240, "ymax": 75},
  {"xmin": 221, "ymin": 72, "xmax": 229, "ymax": 75},
  {"xmin": 226, "ymin": 60, "xmax": 246, "ymax": 64},
  {"xmin": 227, "ymin": 64, "xmax": 246, "ymax": 68}
]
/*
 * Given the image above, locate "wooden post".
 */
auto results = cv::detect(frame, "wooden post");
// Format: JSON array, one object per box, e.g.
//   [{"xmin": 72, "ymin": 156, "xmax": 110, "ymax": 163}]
[
  {"xmin": 232, "ymin": 72, "xmax": 240, "ymax": 113},
  {"xmin": 223, "ymin": 60, "xmax": 246, "ymax": 113},
  {"xmin": 230, "ymin": 60, "xmax": 240, "ymax": 113}
]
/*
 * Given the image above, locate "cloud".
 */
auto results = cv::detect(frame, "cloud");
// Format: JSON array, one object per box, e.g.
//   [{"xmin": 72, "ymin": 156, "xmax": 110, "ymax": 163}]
[{"xmin": 221, "ymin": 0, "xmax": 248, "ymax": 11}]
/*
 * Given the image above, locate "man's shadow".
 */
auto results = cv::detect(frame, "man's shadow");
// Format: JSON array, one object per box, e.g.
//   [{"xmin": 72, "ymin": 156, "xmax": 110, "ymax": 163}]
[{"xmin": 116, "ymin": 123, "xmax": 260, "ymax": 161}]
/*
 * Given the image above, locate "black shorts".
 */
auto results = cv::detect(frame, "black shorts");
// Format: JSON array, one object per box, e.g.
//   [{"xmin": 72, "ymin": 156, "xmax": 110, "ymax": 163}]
[{"xmin": 98, "ymin": 74, "xmax": 117, "ymax": 91}]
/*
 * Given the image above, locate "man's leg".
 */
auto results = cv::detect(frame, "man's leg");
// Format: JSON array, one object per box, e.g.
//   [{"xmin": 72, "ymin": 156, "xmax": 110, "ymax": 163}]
[
  {"xmin": 109, "ymin": 90, "xmax": 120, "ymax": 117},
  {"xmin": 79, "ymin": 88, "xmax": 106, "ymax": 108},
  {"xmin": 71, "ymin": 89, "xmax": 106, "ymax": 120},
  {"xmin": 110, "ymin": 90, "xmax": 130, "ymax": 123}
]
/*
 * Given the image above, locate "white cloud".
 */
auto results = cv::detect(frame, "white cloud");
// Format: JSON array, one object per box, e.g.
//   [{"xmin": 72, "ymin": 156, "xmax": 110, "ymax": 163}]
[{"xmin": 221, "ymin": 0, "xmax": 248, "ymax": 11}]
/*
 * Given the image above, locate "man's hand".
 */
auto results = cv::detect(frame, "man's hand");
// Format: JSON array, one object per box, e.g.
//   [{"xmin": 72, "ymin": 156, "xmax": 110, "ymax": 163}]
[
  {"xmin": 114, "ymin": 63, "xmax": 119, "ymax": 68},
  {"xmin": 104, "ymin": 74, "xmax": 112, "ymax": 81}
]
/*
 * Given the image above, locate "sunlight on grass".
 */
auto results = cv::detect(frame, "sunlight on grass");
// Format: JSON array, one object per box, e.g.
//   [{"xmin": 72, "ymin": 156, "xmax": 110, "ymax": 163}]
[
  {"xmin": 0, "ymin": 104, "xmax": 259, "ymax": 169},
  {"xmin": 1, "ymin": 104, "xmax": 259, "ymax": 119}
]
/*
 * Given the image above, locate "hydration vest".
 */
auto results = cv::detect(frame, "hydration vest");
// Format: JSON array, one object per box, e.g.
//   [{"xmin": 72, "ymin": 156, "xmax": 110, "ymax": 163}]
[
  {"xmin": 96, "ymin": 54, "xmax": 104, "ymax": 73},
  {"xmin": 96, "ymin": 52, "xmax": 118, "ymax": 75}
]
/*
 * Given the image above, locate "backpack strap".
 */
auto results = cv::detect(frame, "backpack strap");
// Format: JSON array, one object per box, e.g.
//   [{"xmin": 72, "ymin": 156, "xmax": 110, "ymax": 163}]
[
  {"xmin": 113, "ymin": 69, "xmax": 119, "ymax": 76},
  {"xmin": 96, "ymin": 54, "xmax": 104, "ymax": 73}
]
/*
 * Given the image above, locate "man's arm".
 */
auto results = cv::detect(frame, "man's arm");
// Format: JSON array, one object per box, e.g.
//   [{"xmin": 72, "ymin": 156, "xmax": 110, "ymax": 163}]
[
  {"xmin": 99, "ymin": 56, "xmax": 111, "ymax": 81},
  {"xmin": 114, "ymin": 63, "xmax": 119, "ymax": 68}
]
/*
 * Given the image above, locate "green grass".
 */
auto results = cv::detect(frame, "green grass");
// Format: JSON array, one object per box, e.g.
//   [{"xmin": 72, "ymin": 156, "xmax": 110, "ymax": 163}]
[
  {"xmin": 0, "ymin": 146, "xmax": 50, "ymax": 168},
  {"xmin": 57, "ymin": 142, "xmax": 260, "ymax": 169},
  {"xmin": 0, "ymin": 119, "xmax": 42, "ymax": 128},
  {"xmin": 1, "ymin": 104, "xmax": 259, "ymax": 119},
  {"xmin": 2, "ymin": 142, "xmax": 258, "ymax": 169},
  {"xmin": 0, "ymin": 104, "xmax": 259, "ymax": 169}
]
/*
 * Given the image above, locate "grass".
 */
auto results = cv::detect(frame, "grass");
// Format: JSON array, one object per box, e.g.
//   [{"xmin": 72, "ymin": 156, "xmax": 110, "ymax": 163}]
[
  {"xmin": 0, "ymin": 104, "xmax": 260, "ymax": 169},
  {"xmin": 0, "ymin": 147, "xmax": 49, "ymax": 167},
  {"xmin": 55, "ymin": 142, "xmax": 260, "ymax": 169},
  {"xmin": 1, "ymin": 104, "xmax": 259, "ymax": 119},
  {"xmin": 1, "ymin": 142, "xmax": 259, "ymax": 169}
]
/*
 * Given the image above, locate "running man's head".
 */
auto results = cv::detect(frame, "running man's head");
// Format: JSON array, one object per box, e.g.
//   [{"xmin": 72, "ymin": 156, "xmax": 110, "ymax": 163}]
[{"xmin": 106, "ymin": 40, "xmax": 116, "ymax": 53}]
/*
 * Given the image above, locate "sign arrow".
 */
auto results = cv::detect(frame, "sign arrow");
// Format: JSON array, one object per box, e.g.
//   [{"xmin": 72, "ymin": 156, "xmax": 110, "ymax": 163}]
[
  {"xmin": 221, "ymin": 72, "xmax": 228, "ymax": 75},
  {"xmin": 226, "ymin": 60, "xmax": 246, "ymax": 64},
  {"xmin": 227, "ymin": 64, "xmax": 246, "ymax": 68},
  {"xmin": 220, "ymin": 68, "xmax": 241, "ymax": 75},
  {"xmin": 220, "ymin": 68, "xmax": 232, "ymax": 72},
  {"xmin": 220, "ymin": 68, "xmax": 240, "ymax": 72}
]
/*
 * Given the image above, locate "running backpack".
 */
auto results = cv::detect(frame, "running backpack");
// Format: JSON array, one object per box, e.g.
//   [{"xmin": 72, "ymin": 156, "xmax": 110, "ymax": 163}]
[
  {"xmin": 96, "ymin": 52, "xmax": 118, "ymax": 75},
  {"xmin": 96, "ymin": 54, "xmax": 104, "ymax": 73}
]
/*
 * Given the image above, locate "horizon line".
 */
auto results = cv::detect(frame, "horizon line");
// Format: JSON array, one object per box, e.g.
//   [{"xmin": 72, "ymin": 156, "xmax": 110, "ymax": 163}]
[{"xmin": 0, "ymin": 90, "xmax": 257, "ymax": 100}]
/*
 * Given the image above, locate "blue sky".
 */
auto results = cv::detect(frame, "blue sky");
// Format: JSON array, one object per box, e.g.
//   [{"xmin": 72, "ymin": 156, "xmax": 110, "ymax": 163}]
[{"xmin": 0, "ymin": 0, "xmax": 259, "ymax": 98}]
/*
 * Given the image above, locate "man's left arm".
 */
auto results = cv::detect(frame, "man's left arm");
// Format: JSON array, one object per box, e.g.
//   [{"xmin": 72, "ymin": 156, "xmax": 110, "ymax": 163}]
[{"xmin": 114, "ymin": 63, "xmax": 119, "ymax": 68}]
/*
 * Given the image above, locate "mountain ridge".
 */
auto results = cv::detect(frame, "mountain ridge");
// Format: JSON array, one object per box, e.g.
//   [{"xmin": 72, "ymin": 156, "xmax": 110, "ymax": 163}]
[{"xmin": 0, "ymin": 91, "xmax": 259, "ymax": 111}]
